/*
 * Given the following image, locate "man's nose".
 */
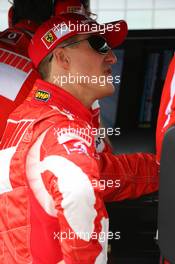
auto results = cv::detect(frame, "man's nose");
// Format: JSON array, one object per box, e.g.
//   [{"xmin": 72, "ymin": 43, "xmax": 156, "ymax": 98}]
[{"xmin": 104, "ymin": 49, "xmax": 117, "ymax": 64}]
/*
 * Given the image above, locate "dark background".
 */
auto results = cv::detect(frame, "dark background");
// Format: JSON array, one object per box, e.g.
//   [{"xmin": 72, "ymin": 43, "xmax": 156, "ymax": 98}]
[{"xmin": 101, "ymin": 29, "xmax": 175, "ymax": 264}]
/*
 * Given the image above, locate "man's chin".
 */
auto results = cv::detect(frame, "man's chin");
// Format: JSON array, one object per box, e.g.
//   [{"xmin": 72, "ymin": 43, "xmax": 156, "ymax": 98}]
[
  {"xmin": 96, "ymin": 85, "xmax": 114, "ymax": 100},
  {"xmin": 104, "ymin": 84, "xmax": 115, "ymax": 96}
]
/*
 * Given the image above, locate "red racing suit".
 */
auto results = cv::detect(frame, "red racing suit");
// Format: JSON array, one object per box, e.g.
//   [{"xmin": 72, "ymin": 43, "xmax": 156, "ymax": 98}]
[
  {"xmin": 160, "ymin": 257, "xmax": 171, "ymax": 264},
  {"xmin": 156, "ymin": 55, "xmax": 175, "ymax": 162},
  {"xmin": 0, "ymin": 79, "xmax": 159, "ymax": 264},
  {"xmin": 0, "ymin": 21, "xmax": 39, "ymax": 139},
  {"xmin": 156, "ymin": 56, "xmax": 175, "ymax": 264}
]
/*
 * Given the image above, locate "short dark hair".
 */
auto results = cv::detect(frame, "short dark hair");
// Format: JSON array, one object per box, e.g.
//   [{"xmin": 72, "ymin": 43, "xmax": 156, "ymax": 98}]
[{"xmin": 12, "ymin": 0, "xmax": 53, "ymax": 25}]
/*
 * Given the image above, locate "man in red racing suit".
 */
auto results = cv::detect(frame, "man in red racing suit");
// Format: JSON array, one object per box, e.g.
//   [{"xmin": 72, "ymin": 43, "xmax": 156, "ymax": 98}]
[
  {"xmin": 0, "ymin": 0, "xmax": 52, "ymax": 139},
  {"xmin": 0, "ymin": 79, "xmax": 159, "ymax": 264},
  {"xmin": 0, "ymin": 13, "xmax": 159, "ymax": 264}
]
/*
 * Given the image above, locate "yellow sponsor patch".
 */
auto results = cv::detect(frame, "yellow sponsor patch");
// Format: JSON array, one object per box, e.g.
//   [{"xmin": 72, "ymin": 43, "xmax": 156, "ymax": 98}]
[{"xmin": 35, "ymin": 90, "xmax": 50, "ymax": 102}]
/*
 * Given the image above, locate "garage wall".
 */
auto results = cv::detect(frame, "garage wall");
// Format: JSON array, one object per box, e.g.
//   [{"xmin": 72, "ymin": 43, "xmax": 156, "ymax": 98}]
[
  {"xmin": 0, "ymin": 0, "xmax": 175, "ymax": 31},
  {"xmin": 90, "ymin": 0, "xmax": 175, "ymax": 29}
]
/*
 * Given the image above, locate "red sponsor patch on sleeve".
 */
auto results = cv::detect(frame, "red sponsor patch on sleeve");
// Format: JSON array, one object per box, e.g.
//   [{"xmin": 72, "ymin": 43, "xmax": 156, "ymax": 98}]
[{"xmin": 0, "ymin": 30, "xmax": 23, "ymax": 45}]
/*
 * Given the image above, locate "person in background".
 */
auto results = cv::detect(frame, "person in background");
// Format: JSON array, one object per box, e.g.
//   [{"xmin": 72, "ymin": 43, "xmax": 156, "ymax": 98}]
[{"xmin": 0, "ymin": 0, "xmax": 52, "ymax": 139}]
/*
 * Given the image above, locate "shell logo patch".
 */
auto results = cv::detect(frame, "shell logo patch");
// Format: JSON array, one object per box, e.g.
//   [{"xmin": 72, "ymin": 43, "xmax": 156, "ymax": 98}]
[{"xmin": 35, "ymin": 90, "xmax": 50, "ymax": 102}]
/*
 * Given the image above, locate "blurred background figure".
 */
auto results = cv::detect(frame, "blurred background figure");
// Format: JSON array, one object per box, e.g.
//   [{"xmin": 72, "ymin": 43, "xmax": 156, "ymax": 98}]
[{"xmin": 0, "ymin": 0, "xmax": 53, "ymax": 139}]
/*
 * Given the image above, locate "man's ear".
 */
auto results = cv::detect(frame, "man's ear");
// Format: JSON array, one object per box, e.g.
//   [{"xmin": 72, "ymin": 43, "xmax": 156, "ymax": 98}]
[{"xmin": 53, "ymin": 48, "xmax": 70, "ymax": 70}]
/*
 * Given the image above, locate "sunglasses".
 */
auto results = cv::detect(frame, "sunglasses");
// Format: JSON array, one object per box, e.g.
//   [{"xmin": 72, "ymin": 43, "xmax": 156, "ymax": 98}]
[
  {"xmin": 62, "ymin": 35, "xmax": 111, "ymax": 54},
  {"xmin": 49, "ymin": 35, "xmax": 111, "ymax": 62}
]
